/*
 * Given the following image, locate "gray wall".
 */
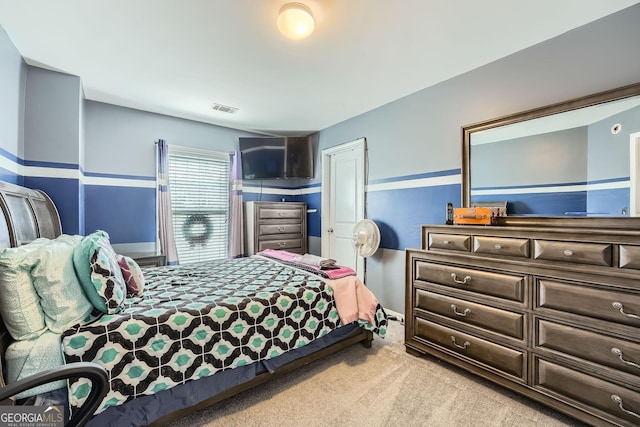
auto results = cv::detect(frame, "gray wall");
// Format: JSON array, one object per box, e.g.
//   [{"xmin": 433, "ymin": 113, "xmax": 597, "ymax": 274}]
[
  {"xmin": 317, "ymin": 6, "xmax": 640, "ymax": 184},
  {"xmin": 0, "ymin": 25, "xmax": 26, "ymax": 164},
  {"xmin": 588, "ymin": 105, "xmax": 640, "ymax": 181},
  {"xmin": 84, "ymin": 101, "xmax": 260, "ymax": 178},
  {"xmin": 24, "ymin": 67, "xmax": 82, "ymax": 165},
  {"xmin": 472, "ymin": 127, "xmax": 589, "ymax": 188}
]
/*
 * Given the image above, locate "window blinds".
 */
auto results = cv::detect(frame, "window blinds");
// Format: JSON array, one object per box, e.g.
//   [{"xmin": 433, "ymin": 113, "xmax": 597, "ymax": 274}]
[{"xmin": 167, "ymin": 145, "xmax": 230, "ymax": 264}]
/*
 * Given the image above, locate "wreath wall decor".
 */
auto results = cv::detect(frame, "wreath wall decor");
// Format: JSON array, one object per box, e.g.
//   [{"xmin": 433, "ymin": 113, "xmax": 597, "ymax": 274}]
[{"xmin": 182, "ymin": 213, "xmax": 213, "ymax": 246}]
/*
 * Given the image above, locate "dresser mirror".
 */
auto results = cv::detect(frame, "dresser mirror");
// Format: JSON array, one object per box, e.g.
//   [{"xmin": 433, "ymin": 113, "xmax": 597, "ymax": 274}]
[{"xmin": 462, "ymin": 82, "xmax": 640, "ymax": 226}]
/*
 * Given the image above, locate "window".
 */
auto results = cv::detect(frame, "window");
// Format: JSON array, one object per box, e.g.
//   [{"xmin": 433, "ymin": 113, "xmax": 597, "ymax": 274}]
[{"xmin": 167, "ymin": 145, "xmax": 229, "ymax": 264}]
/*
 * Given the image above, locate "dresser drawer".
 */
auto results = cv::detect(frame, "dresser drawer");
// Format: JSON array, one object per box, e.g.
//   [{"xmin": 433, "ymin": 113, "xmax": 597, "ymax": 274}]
[
  {"xmin": 258, "ymin": 223, "xmax": 302, "ymax": 236},
  {"xmin": 536, "ymin": 279, "xmax": 640, "ymax": 328},
  {"xmin": 414, "ymin": 260, "xmax": 526, "ymax": 302},
  {"xmin": 533, "ymin": 239, "xmax": 612, "ymax": 267},
  {"xmin": 473, "ymin": 236, "xmax": 530, "ymax": 258},
  {"xmin": 534, "ymin": 357, "xmax": 640, "ymax": 426},
  {"xmin": 415, "ymin": 289, "xmax": 525, "ymax": 339},
  {"xmin": 427, "ymin": 233, "xmax": 470, "ymax": 252},
  {"xmin": 257, "ymin": 238, "xmax": 304, "ymax": 253},
  {"xmin": 536, "ymin": 318, "xmax": 640, "ymax": 376},
  {"xmin": 414, "ymin": 317, "xmax": 525, "ymax": 380},
  {"xmin": 620, "ymin": 245, "xmax": 640, "ymax": 270},
  {"xmin": 257, "ymin": 207, "xmax": 303, "ymax": 221}
]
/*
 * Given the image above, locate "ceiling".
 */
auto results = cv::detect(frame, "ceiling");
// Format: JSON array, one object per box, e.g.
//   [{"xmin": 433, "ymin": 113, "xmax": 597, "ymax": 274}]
[{"xmin": 0, "ymin": 0, "xmax": 638, "ymax": 136}]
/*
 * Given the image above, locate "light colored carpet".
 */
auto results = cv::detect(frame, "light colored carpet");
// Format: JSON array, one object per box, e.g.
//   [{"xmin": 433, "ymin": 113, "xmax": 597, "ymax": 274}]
[{"xmin": 165, "ymin": 314, "xmax": 586, "ymax": 427}]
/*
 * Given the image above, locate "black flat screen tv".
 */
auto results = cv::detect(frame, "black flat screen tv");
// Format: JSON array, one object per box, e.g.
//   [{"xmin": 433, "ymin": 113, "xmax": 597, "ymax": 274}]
[{"xmin": 240, "ymin": 136, "xmax": 314, "ymax": 180}]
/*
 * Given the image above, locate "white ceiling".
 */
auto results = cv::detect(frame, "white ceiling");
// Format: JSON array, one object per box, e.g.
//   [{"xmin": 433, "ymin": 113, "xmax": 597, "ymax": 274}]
[{"xmin": 0, "ymin": 0, "xmax": 638, "ymax": 136}]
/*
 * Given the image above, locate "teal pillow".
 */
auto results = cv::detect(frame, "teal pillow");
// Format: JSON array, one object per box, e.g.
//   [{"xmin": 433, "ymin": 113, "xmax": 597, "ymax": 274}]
[
  {"xmin": 73, "ymin": 230, "xmax": 126, "ymax": 313},
  {"xmin": 30, "ymin": 235, "xmax": 94, "ymax": 332},
  {"xmin": 0, "ymin": 238, "xmax": 50, "ymax": 340}
]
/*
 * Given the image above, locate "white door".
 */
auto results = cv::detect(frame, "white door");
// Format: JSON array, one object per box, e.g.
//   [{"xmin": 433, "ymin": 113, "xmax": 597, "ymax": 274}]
[
  {"xmin": 630, "ymin": 132, "xmax": 640, "ymax": 216},
  {"xmin": 321, "ymin": 138, "xmax": 366, "ymax": 278}
]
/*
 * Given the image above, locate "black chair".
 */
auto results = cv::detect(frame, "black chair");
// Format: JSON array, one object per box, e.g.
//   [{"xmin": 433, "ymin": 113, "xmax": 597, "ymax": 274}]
[{"xmin": 0, "ymin": 362, "xmax": 108, "ymax": 427}]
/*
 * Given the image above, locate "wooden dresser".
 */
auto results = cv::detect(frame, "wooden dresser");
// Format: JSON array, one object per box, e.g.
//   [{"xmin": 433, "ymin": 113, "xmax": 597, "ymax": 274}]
[
  {"xmin": 406, "ymin": 222, "xmax": 640, "ymax": 426},
  {"xmin": 244, "ymin": 201, "xmax": 307, "ymax": 255}
]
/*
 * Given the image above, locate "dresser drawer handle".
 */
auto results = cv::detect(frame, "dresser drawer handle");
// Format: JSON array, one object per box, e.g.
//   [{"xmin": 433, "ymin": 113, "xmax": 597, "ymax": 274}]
[
  {"xmin": 278, "ymin": 226, "xmax": 286, "ymax": 232},
  {"xmin": 611, "ymin": 395, "xmax": 640, "ymax": 420},
  {"xmin": 451, "ymin": 273, "xmax": 471, "ymax": 285},
  {"xmin": 278, "ymin": 212, "xmax": 285, "ymax": 217},
  {"xmin": 450, "ymin": 336, "xmax": 470, "ymax": 350},
  {"xmin": 611, "ymin": 348, "xmax": 640, "ymax": 369},
  {"xmin": 563, "ymin": 249, "xmax": 573, "ymax": 256},
  {"xmin": 278, "ymin": 242, "xmax": 286, "ymax": 247},
  {"xmin": 451, "ymin": 304, "xmax": 471, "ymax": 317},
  {"xmin": 612, "ymin": 302, "xmax": 640, "ymax": 320},
  {"xmin": 442, "ymin": 240, "xmax": 450, "ymax": 245},
  {"xmin": 494, "ymin": 243, "xmax": 502, "ymax": 250}
]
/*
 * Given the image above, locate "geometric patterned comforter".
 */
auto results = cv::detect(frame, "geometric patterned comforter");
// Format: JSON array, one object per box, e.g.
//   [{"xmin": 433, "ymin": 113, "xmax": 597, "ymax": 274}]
[{"xmin": 61, "ymin": 256, "xmax": 380, "ymax": 414}]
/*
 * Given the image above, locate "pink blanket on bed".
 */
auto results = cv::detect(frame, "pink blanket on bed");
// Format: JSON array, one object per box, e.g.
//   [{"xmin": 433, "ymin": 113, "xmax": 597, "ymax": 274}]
[
  {"xmin": 258, "ymin": 249, "xmax": 356, "ymax": 279},
  {"xmin": 257, "ymin": 249, "xmax": 376, "ymax": 325},
  {"xmin": 327, "ymin": 276, "xmax": 378, "ymax": 325}
]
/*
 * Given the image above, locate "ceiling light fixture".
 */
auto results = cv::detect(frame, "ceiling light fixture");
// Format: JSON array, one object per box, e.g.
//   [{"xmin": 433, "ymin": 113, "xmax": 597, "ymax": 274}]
[{"xmin": 277, "ymin": 2, "xmax": 315, "ymax": 40}]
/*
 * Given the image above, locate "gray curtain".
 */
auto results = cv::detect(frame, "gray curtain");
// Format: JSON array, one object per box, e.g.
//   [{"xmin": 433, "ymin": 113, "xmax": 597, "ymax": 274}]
[
  {"xmin": 156, "ymin": 140, "xmax": 179, "ymax": 265},
  {"xmin": 228, "ymin": 151, "xmax": 245, "ymax": 258}
]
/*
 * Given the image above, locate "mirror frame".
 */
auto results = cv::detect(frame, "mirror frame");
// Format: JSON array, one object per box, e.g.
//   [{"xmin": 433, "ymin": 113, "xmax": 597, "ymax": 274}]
[{"xmin": 461, "ymin": 81, "xmax": 640, "ymax": 228}]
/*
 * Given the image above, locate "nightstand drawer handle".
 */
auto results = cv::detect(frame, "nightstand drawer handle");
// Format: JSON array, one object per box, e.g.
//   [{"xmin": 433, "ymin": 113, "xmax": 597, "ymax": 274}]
[
  {"xmin": 442, "ymin": 240, "xmax": 450, "ymax": 245},
  {"xmin": 450, "ymin": 336, "xmax": 470, "ymax": 350},
  {"xmin": 278, "ymin": 242, "xmax": 286, "ymax": 247},
  {"xmin": 563, "ymin": 249, "xmax": 573, "ymax": 256},
  {"xmin": 451, "ymin": 273, "xmax": 471, "ymax": 285},
  {"xmin": 611, "ymin": 395, "xmax": 640, "ymax": 419},
  {"xmin": 451, "ymin": 304, "xmax": 471, "ymax": 317},
  {"xmin": 278, "ymin": 226, "xmax": 286, "ymax": 232},
  {"xmin": 611, "ymin": 348, "xmax": 640, "ymax": 369},
  {"xmin": 278, "ymin": 212, "xmax": 285, "ymax": 217},
  {"xmin": 612, "ymin": 302, "xmax": 640, "ymax": 320}
]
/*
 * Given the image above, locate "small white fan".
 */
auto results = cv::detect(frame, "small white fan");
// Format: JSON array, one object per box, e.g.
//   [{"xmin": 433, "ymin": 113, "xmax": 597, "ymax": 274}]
[{"xmin": 351, "ymin": 219, "xmax": 381, "ymax": 257}]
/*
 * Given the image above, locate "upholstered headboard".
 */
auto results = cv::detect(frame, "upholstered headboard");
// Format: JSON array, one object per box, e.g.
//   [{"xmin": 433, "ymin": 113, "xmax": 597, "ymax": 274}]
[{"xmin": 0, "ymin": 181, "xmax": 62, "ymax": 249}]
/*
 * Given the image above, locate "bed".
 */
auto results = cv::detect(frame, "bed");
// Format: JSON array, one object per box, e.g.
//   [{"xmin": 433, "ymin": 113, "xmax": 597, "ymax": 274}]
[{"xmin": 0, "ymin": 181, "xmax": 388, "ymax": 426}]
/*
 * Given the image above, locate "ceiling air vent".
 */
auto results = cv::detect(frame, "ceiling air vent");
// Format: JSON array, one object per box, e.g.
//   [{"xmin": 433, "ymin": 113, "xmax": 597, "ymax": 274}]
[{"xmin": 211, "ymin": 103, "xmax": 239, "ymax": 114}]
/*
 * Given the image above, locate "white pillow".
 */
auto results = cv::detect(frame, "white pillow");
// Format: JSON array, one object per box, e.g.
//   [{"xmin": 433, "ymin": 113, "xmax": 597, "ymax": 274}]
[
  {"xmin": 29, "ymin": 235, "xmax": 94, "ymax": 333},
  {"xmin": 0, "ymin": 238, "xmax": 50, "ymax": 340}
]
